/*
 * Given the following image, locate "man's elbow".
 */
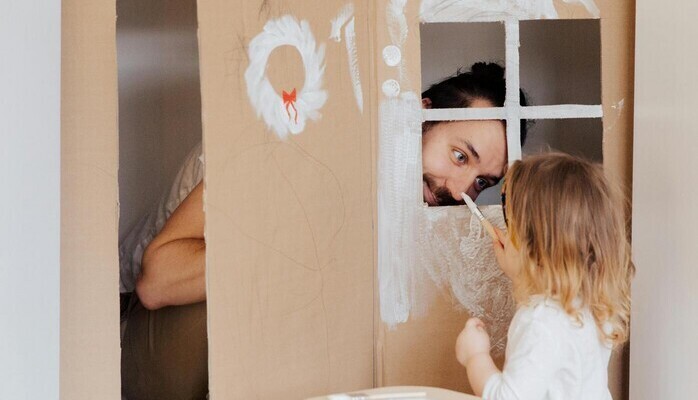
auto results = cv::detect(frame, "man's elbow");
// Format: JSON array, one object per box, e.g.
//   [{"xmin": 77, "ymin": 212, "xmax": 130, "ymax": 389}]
[
  {"xmin": 136, "ymin": 246, "xmax": 166, "ymax": 310},
  {"xmin": 135, "ymin": 274, "xmax": 165, "ymax": 310}
]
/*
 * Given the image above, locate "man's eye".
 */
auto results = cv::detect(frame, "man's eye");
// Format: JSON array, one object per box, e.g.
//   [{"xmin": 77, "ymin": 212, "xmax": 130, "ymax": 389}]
[
  {"xmin": 452, "ymin": 150, "xmax": 467, "ymax": 164},
  {"xmin": 475, "ymin": 177, "xmax": 489, "ymax": 191}
]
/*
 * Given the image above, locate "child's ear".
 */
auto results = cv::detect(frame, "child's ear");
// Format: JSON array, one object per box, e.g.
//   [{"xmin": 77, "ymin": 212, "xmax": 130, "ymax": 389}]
[{"xmin": 421, "ymin": 97, "xmax": 432, "ymax": 109}]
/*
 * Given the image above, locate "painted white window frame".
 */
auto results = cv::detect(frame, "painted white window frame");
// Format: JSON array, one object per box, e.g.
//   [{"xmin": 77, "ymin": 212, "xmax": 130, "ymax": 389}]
[{"xmin": 420, "ymin": 18, "xmax": 603, "ymax": 165}]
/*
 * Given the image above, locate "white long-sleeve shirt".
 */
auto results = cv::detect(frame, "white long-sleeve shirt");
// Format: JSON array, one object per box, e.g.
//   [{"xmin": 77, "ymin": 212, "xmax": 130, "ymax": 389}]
[{"xmin": 483, "ymin": 296, "xmax": 613, "ymax": 400}]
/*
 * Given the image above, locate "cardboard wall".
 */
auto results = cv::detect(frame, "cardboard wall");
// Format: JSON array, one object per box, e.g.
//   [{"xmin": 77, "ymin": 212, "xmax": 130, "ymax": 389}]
[
  {"xmin": 197, "ymin": 1, "xmax": 376, "ymax": 398},
  {"xmin": 59, "ymin": 0, "xmax": 635, "ymax": 398},
  {"xmin": 377, "ymin": 1, "xmax": 634, "ymax": 398},
  {"xmin": 61, "ymin": 1, "xmax": 121, "ymax": 399}
]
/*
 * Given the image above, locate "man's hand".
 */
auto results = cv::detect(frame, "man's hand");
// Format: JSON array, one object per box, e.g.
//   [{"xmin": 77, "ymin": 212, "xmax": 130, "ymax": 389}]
[
  {"xmin": 492, "ymin": 226, "xmax": 521, "ymax": 283},
  {"xmin": 456, "ymin": 317, "xmax": 491, "ymax": 367}
]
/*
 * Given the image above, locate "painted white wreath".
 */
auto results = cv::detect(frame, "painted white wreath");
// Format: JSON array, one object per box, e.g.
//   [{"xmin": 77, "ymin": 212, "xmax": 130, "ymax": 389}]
[{"xmin": 245, "ymin": 15, "xmax": 327, "ymax": 139}]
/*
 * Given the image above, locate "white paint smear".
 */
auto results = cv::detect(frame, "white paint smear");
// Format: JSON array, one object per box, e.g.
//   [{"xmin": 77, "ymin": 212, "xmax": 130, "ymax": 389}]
[
  {"xmin": 329, "ymin": 3, "xmax": 354, "ymax": 42},
  {"xmin": 387, "ymin": 0, "xmax": 410, "ymax": 82},
  {"xmin": 420, "ymin": 206, "xmax": 515, "ymax": 351},
  {"xmin": 378, "ymin": 0, "xmax": 517, "ymax": 345},
  {"xmin": 420, "ymin": 0, "xmax": 601, "ymax": 22},
  {"xmin": 423, "ymin": 107, "xmax": 507, "ymax": 121},
  {"xmin": 387, "ymin": 0, "xmax": 409, "ymax": 46},
  {"xmin": 520, "ymin": 104, "xmax": 603, "ymax": 119},
  {"xmin": 382, "ymin": 79, "xmax": 401, "ymax": 98},
  {"xmin": 344, "ymin": 18, "xmax": 364, "ymax": 113},
  {"xmin": 378, "ymin": 91, "xmax": 423, "ymax": 325},
  {"xmin": 505, "ymin": 19, "xmax": 522, "ymax": 165},
  {"xmin": 604, "ymin": 99, "xmax": 625, "ymax": 134},
  {"xmin": 382, "ymin": 45, "xmax": 402, "ymax": 67},
  {"xmin": 379, "ymin": 91, "xmax": 517, "ymax": 340},
  {"xmin": 245, "ymin": 16, "xmax": 327, "ymax": 139}
]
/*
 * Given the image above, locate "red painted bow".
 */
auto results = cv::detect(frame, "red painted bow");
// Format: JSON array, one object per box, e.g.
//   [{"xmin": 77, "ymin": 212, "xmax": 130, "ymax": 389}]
[{"xmin": 282, "ymin": 88, "xmax": 298, "ymax": 124}]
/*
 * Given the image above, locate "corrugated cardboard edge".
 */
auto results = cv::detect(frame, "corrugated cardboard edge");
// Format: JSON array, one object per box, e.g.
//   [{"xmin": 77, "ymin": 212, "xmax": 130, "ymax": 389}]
[{"xmin": 60, "ymin": 0, "xmax": 121, "ymax": 399}]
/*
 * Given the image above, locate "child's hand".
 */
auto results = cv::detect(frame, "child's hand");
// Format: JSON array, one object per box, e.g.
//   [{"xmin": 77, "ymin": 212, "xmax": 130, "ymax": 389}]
[
  {"xmin": 455, "ymin": 317, "xmax": 491, "ymax": 367},
  {"xmin": 492, "ymin": 227, "xmax": 520, "ymax": 282}
]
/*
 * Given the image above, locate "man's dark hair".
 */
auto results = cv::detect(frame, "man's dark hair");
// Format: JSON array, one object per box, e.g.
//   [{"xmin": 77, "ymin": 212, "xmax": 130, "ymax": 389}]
[{"xmin": 421, "ymin": 62, "xmax": 530, "ymax": 145}]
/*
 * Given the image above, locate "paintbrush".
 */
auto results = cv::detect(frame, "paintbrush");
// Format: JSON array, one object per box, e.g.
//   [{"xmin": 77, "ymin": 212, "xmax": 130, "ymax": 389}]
[
  {"xmin": 461, "ymin": 192, "xmax": 499, "ymax": 242},
  {"xmin": 327, "ymin": 392, "xmax": 426, "ymax": 400}
]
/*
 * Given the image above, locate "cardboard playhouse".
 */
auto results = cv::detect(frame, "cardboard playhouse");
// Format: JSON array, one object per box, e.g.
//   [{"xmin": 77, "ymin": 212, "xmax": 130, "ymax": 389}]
[{"xmin": 61, "ymin": 0, "xmax": 635, "ymax": 399}]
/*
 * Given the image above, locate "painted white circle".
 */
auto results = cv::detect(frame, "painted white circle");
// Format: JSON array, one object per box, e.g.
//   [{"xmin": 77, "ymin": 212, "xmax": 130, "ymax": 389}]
[
  {"xmin": 244, "ymin": 15, "xmax": 327, "ymax": 139},
  {"xmin": 382, "ymin": 45, "xmax": 402, "ymax": 67},
  {"xmin": 382, "ymin": 79, "xmax": 401, "ymax": 97}
]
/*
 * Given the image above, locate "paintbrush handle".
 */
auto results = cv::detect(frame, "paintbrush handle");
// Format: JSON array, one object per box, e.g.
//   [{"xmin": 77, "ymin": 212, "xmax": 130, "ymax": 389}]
[
  {"xmin": 461, "ymin": 191, "xmax": 500, "ymax": 243},
  {"xmin": 480, "ymin": 218, "xmax": 499, "ymax": 243}
]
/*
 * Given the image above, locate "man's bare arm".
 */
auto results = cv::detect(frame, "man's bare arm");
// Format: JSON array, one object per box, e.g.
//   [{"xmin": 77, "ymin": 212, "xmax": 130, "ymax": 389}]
[{"xmin": 136, "ymin": 182, "xmax": 205, "ymax": 310}]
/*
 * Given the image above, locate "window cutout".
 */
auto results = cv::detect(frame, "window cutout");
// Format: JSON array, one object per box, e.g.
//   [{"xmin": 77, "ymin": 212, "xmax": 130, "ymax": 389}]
[
  {"xmin": 421, "ymin": 22, "xmax": 506, "ymax": 95},
  {"xmin": 116, "ymin": 0, "xmax": 208, "ymax": 398},
  {"xmin": 420, "ymin": 22, "xmax": 507, "ymax": 207},
  {"xmin": 476, "ymin": 118, "xmax": 603, "ymax": 205},
  {"xmin": 419, "ymin": 19, "xmax": 603, "ymax": 207},
  {"xmin": 520, "ymin": 19, "xmax": 601, "ymax": 105},
  {"xmin": 523, "ymin": 118, "xmax": 603, "ymax": 161}
]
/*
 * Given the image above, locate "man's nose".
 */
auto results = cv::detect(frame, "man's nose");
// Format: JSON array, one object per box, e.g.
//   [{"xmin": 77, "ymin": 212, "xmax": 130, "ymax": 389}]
[{"xmin": 448, "ymin": 170, "xmax": 478, "ymax": 201}]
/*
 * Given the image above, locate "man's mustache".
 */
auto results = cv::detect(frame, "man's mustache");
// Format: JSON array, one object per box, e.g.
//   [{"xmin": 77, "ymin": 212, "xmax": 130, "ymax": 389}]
[{"xmin": 423, "ymin": 174, "xmax": 463, "ymax": 206}]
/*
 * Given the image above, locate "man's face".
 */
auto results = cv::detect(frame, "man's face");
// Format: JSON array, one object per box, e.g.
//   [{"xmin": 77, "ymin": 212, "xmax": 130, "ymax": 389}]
[{"xmin": 422, "ymin": 99, "xmax": 507, "ymax": 206}]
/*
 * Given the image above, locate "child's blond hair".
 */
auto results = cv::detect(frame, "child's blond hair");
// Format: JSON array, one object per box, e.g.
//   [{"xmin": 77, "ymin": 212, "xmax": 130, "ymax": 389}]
[{"xmin": 504, "ymin": 153, "xmax": 634, "ymax": 346}]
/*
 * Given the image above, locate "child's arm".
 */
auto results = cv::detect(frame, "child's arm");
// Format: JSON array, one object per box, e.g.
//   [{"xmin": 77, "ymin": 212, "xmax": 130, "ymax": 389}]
[
  {"xmin": 455, "ymin": 318, "xmax": 500, "ymax": 396},
  {"xmin": 458, "ymin": 315, "xmax": 563, "ymax": 400},
  {"xmin": 465, "ymin": 352, "xmax": 500, "ymax": 396}
]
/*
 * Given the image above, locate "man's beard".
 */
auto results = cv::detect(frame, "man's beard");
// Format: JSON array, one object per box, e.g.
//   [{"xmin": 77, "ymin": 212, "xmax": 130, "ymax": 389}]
[{"xmin": 423, "ymin": 173, "xmax": 462, "ymax": 206}]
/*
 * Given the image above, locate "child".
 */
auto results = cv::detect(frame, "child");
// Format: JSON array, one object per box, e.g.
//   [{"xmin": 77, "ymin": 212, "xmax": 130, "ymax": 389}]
[{"xmin": 455, "ymin": 153, "xmax": 634, "ymax": 400}]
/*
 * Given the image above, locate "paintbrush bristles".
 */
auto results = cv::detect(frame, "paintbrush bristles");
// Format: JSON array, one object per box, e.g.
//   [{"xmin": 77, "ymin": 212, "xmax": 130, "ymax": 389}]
[
  {"xmin": 461, "ymin": 192, "xmax": 484, "ymax": 220},
  {"xmin": 461, "ymin": 192, "xmax": 499, "ymax": 242}
]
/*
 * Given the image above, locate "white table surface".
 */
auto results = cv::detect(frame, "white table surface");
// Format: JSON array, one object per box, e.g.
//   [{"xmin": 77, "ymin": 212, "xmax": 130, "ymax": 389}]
[{"xmin": 306, "ymin": 386, "xmax": 480, "ymax": 400}]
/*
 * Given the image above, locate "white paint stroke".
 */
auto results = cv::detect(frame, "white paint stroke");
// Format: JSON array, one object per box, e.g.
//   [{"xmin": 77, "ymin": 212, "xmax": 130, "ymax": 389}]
[
  {"xmin": 423, "ymin": 105, "xmax": 602, "ymax": 122},
  {"xmin": 520, "ymin": 104, "xmax": 603, "ymax": 119},
  {"xmin": 604, "ymin": 99, "xmax": 625, "ymax": 133},
  {"xmin": 387, "ymin": 0, "xmax": 409, "ymax": 83},
  {"xmin": 563, "ymin": 0, "xmax": 600, "ymax": 17},
  {"xmin": 505, "ymin": 19, "xmax": 522, "ymax": 165},
  {"xmin": 387, "ymin": 0, "xmax": 409, "ymax": 46},
  {"xmin": 378, "ymin": 91, "xmax": 423, "ymax": 326},
  {"xmin": 419, "ymin": 0, "xmax": 601, "ymax": 23},
  {"xmin": 382, "ymin": 79, "xmax": 401, "ymax": 98},
  {"xmin": 423, "ymin": 107, "xmax": 507, "ymax": 121},
  {"xmin": 344, "ymin": 18, "xmax": 364, "ymax": 113},
  {"xmin": 378, "ymin": 1, "xmax": 520, "ymax": 345},
  {"xmin": 330, "ymin": 3, "xmax": 354, "ymax": 42},
  {"xmin": 420, "ymin": 205, "xmax": 515, "ymax": 352},
  {"xmin": 382, "ymin": 45, "xmax": 402, "ymax": 67},
  {"xmin": 245, "ymin": 15, "xmax": 327, "ymax": 139}
]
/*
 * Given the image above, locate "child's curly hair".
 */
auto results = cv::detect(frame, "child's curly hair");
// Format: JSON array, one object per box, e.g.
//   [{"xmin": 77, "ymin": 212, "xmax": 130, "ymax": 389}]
[{"xmin": 504, "ymin": 153, "xmax": 635, "ymax": 346}]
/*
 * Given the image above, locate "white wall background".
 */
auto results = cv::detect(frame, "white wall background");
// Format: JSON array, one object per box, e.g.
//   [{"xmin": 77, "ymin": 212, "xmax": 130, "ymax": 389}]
[
  {"xmin": 0, "ymin": 1, "xmax": 61, "ymax": 399},
  {"xmin": 420, "ymin": 20, "xmax": 602, "ymax": 204},
  {"xmin": 117, "ymin": 0, "xmax": 202, "ymax": 241},
  {"xmin": 631, "ymin": 0, "xmax": 698, "ymax": 398}
]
